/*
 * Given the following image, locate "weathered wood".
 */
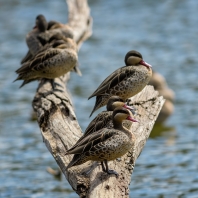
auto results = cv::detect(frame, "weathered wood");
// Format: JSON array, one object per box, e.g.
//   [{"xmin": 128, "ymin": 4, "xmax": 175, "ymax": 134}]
[
  {"xmin": 86, "ymin": 86, "xmax": 164, "ymax": 198},
  {"xmin": 32, "ymin": 0, "xmax": 165, "ymax": 197}
]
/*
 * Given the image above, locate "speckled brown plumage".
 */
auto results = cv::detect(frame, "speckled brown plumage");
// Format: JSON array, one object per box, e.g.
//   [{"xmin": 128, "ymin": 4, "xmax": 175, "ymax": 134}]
[
  {"xmin": 70, "ymin": 96, "xmax": 136, "ymax": 151},
  {"xmin": 88, "ymin": 50, "xmax": 152, "ymax": 117},
  {"xmin": 65, "ymin": 107, "xmax": 137, "ymax": 176},
  {"xmin": 15, "ymin": 34, "xmax": 78, "ymax": 88},
  {"xmin": 42, "ymin": 21, "xmax": 81, "ymax": 76},
  {"xmin": 39, "ymin": 20, "xmax": 74, "ymax": 42},
  {"xmin": 21, "ymin": 16, "xmax": 81, "ymax": 76}
]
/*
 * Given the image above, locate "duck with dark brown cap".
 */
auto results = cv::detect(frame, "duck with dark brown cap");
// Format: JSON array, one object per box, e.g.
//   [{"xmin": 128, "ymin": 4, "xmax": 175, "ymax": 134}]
[
  {"xmin": 70, "ymin": 96, "xmax": 136, "ymax": 151},
  {"xmin": 65, "ymin": 107, "xmax": 138, "ymax": 177},
  {"xmin": 88, "ymin": 50, "xmax": 152, "ymax": 117}
]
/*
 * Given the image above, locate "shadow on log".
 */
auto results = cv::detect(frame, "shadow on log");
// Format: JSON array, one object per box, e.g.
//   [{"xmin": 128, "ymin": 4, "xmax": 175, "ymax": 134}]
[{"xmin": 32, "ymin": 0, "xmax": 165, "ymax": 197}]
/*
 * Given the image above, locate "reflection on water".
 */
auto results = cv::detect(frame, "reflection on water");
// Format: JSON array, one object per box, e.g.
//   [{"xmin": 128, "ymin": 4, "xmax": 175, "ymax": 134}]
[
  {"xmin": 0, "ymin": 0, "xmax": 198, "ymax": 197},
  {"xmin": 150, "ymin": 124, "xmax": 175, "ymax": 139}
]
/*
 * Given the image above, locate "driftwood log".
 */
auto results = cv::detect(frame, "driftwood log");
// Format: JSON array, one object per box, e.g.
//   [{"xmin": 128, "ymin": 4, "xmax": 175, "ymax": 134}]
[{"xmin": 32, "ymin": 0, "xmax": 165, "ymax": 197}]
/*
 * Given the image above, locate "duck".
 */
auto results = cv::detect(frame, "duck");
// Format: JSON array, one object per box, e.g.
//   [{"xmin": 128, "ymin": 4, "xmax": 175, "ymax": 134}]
[
  {"xmin": 156, "ymin": 100, "xmax": 174, "ymax": 123},
  {"xmin": 88, "ymin": 50, "xmax": 152, "ymax": 117},
  {"xmin": 84, "ymin": 96, "xmax": 136, "ymax": 136},
  {"xmin": 44, "ymin": 21, "xmax": 81, "ymax": 76},
  {"xmin": 70, "ymin": 96, "xmax": 136, "ymax": 151},
  {"xmin": 22, "ymin": 18, "xmax": 81, "ymax": 76},
  {"xmin": 148, "ymin": 71, "xmax": 175, "ymax": 123},
  {"xmin": 149, "ymin": 71, "xmax": 175, "ymax": 102},
  {"xmin": 21, "ymin": 14, "xmax": 48, "ymax": 64},
  {"xmin": 46, "ymin": 21, "xmax": 82, "ymax": 76},
  {"xmin": 65, "ymin": 107, "xmax": 138, "ymax": 176},
  {"xmin": 15, "ymin": 33, "xmax": 78, "ymax": 88},
  {"xmin": 34, "ymin": 20, "xmax": 74, "ymax": 46},
  {"xmin": 21, "ymin": 17, "xmax": 73, "ymax": 62},
  {"xmin": 47, "ymin": 20, "xmax": 74, "ymax": 39}
]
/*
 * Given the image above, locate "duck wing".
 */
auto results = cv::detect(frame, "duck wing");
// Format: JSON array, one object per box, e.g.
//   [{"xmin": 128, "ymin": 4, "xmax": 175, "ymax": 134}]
[
  {"xmin": 26, "ymin": 34, "xmax": 44, "ymax": 55},
  {"xmin": 84, "ymin": 111, "xmax": 112, "ymax": 136},
  {"xmin": 16, "ymin": 48, "xmax": 60, "ymax": 74},
  {"xmin": 88, "ymin": 66, "xmax": 135, "ymax": 99},
  {"xmin": 20, "ymin": 38, "xmax": 56, "ymax": 65},
  {"xmin": 65, "ymin": 129, "xmax": 116, "ymax": 155},
  {"xmin": 71, "ymin": 112, "xmax": 112, "ymax": 150}
]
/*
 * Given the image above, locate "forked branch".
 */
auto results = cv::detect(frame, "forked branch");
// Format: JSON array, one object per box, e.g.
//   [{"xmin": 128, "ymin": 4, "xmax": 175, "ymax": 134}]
[{"xmin": 32, "ymin": 0, "xmax": 164, "ymax": 197}]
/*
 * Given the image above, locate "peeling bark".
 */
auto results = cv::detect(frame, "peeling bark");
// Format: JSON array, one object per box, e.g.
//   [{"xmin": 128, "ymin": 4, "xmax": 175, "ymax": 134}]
[{"xmin": 32, "ymin": 0, "xmax": 165, "ymax": 197}]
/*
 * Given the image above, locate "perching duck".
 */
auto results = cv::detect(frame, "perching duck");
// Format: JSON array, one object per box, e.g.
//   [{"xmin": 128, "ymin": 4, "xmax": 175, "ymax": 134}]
[
  {"xmin": 149, "ymin": 71, "xmax": 175, "ymax": 102},
  {"xmin": 71, "ymin": 96, "xmax": 136, "ymax": 150},
  {"xmin": 88, "ymin": 50, "xmax": 152, "ymax": 117},
  {"xmin": 148, "ymin": 71, "xmax": 175, "ymax": 123},
  {"xmin": 65, "ymin": 107, "xmax": 138, "ymax": 176},
  {"xmin": 40, "ymin": 20, "xmax": 74, "ymax": 41},
  {"xmin": 85, "ymin": 96, "xmax": 136, "ymax": 136},
  {"xmin": 15, "ymin": 33, "xmax": 78, "ymax": 88},
  {"xmin": 21, "ymin": 16, "xmax": 81, "ymax": 76},
  {"xmin": 21, "ymin": 15, "xmax": 48, "ymax": 64},
  {"xmin": 44, "ymin": 21, "xmax": 81, "ymax": 76}
]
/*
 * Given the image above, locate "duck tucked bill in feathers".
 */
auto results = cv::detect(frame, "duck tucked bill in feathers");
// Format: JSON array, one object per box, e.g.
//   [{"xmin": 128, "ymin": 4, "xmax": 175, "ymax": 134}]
[
  {"xmin": 21, "ymin": 16, "xmax": 81, "ymax": 76},
  {"xmin": 15, "ymin": 33, "xmax": 78, "ymax": 88},
  {"xmin": 21, "ymin": 14, "xmax": 48, "ymax": 64}
]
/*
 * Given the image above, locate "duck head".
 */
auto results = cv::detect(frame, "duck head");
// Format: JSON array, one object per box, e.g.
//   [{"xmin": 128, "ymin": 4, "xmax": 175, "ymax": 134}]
[
  {"xmin": 112, "ymin": 107, "xmax": 138, "ymax": 129},
  {"xmin": 124, "ymin": 50, "xmax": 152, "ymax": 69},
  {"xmin": 35, "ymin": 14, "xmax": 48, "ymax": 32},
  {"xmin": 107, "ymin": 96, "xmax": 134, "ymax": 112}
]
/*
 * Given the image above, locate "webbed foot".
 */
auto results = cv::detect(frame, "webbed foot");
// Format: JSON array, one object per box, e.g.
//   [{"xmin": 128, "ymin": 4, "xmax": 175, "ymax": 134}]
[{"xmin": 106, "ymin": 169, "xmax": 119, "ymax": 177}]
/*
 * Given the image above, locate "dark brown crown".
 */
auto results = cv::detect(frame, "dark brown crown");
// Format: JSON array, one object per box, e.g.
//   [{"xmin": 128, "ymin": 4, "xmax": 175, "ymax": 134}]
[
  {"xmin": 107, "ymin": 96, "xmax": 124, "ymax": 111},
  {"xmin": 124, "ymin": 50, "xmax": 142, "ymax": 66}
]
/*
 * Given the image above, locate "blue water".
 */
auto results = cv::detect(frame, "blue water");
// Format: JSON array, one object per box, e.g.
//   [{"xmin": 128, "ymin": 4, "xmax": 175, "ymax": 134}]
[{"xmin": 0, "ymin": 0, "xmax": 198, "ymax": 197}]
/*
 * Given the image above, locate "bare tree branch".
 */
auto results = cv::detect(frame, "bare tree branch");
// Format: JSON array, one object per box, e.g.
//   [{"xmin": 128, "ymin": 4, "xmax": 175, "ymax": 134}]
[{"xmin": 32, "ymin": 0, "xmax": 164, "ymax": 197}]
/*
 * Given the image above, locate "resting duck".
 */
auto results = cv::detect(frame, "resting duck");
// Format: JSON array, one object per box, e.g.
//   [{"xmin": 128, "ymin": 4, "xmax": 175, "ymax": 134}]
[
  {"xmin": 88, "ymin": 50, "xmax": 152, "ymax": 117},
  {"xmin": 149, "ymin": 71, "xmax": 175, "ymax": 102},
  {"xmin": 42, "ymin": 21, "xmax": 81, "ymax": 76},
  {"xmin": 72, "ymin": 96, "xmax": 136, "ymax": 150},
  {"xmin": 65, "ymin": 107, "xmax": 138, "ymax": 176},
  {"xmin": 21, "ymin": 15, "xmax": 48, "ymax": 64},
  {"xmin": 32, "ymin": 20, "xmax": 74, "ymax": 48},
  {"xmin": 15, "ymin": 33, "xmax": 78, "ymax": 88},
  {"xmin": 148, "ymin": 71, "xmax": 175, "ymax": 123},
  {"xmin": 21, "ymin": 16, "xmax": 81, "ymax": 76},
  {"xmin": 46, "ymin": 20, "xmax": 73, "ymax": 39}
]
